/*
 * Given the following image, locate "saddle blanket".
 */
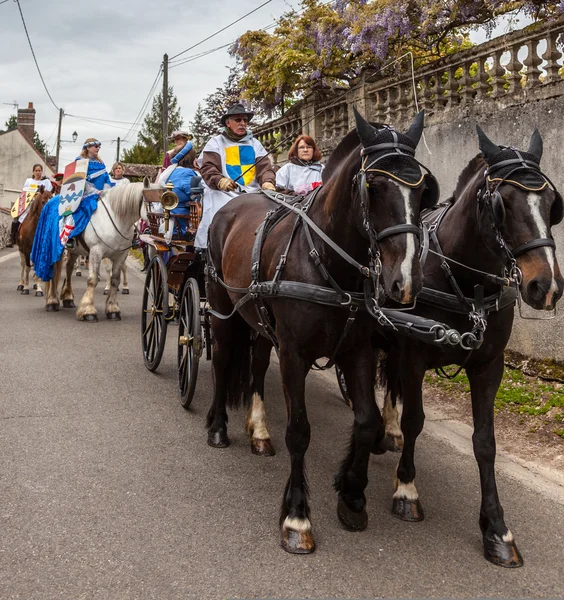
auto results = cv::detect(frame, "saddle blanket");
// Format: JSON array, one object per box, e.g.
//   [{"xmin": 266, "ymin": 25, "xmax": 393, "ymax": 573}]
[{"xmin": 11, "ymin": 185, "xmax": 39, "ymax": 218}]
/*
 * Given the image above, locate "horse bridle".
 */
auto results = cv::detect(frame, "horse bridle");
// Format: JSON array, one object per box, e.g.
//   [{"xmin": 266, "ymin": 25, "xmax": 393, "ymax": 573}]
[{"xmin": 478, "ymin": 150, "xmax": 561, "ymax": 280}]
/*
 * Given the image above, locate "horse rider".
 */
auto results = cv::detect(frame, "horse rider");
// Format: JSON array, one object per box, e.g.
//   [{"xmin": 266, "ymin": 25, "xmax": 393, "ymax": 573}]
[
  {"xmin": 194, "ymin": 102, "xmax": 276, "ymax": 249},
  {"xmin": 8, "ymin": 163, "xmax": 53, "ymax": 247},
  {"xmin": 31, "ymin": 138, "xmax": 115, "ymax": 282},
  {"xmin": 110, "ymin": 162, "xmax": 130, "ymax": 186},
  {"xmin": 79, "ymin": 138, "xmax": 115, "ymax": 196}
]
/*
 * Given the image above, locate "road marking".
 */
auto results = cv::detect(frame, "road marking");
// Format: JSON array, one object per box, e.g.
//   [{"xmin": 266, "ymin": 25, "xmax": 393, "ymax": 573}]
[{"xmin": 0, "ymin": 251, "xmax": 18, "ymax": 264}]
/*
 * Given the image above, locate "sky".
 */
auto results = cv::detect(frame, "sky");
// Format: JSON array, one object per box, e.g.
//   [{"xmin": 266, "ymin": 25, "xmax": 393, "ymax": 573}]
[{"xmin": 0, "ymin": 0, "xmax": 532, "ymax": 169}]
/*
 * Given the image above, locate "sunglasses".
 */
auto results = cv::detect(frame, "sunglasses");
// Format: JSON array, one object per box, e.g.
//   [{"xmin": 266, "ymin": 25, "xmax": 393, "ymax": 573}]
[{"xmin": 230, "ymin": 117, "xmax": 249, "ymax": 123}]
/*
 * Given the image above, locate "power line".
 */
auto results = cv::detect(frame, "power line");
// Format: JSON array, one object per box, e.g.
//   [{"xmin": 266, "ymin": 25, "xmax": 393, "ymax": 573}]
[
  {"xmin": 169, "ymin": 0, "xmax": 333, "ymax": 69},
  {"xmin": 122, "ymin": 66, "xmax": 163, "ymax": 144},
  {"xmin": 66, "ymin": 115, "xmax": 137, "ymax": 131},
  {"xmin": 14, "ymin": 0, "xmax": 59, "ymax": 112},
  {"xmin": 169, "ymin": 0, "xmax": 273, "ymax": 61},
  {"xmin": 65, "ymin": 114, "xmax": 138, "ymax": 125}
]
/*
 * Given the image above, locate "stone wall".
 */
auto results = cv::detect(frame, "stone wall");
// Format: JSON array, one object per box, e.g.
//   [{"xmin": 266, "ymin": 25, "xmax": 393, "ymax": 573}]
[{"xmin": 255, "ymin": 18, "xmax": 564, "ymax": 361}]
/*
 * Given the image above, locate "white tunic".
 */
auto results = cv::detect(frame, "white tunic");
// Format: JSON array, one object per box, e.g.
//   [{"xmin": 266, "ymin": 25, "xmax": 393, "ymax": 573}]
[
  {"xmin": 194, "ymin": 133, "xmax": 270, "ymax": 248},
  {"xmin": 275, "ymin": 162, "xmax": 323, "ymax": 195},
  {"xmin": 110, "ymin": 176, "xmax": 130, "ymax": 186}
]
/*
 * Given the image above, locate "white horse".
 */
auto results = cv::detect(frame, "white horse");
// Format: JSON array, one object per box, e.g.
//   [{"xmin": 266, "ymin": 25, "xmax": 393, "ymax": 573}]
[
  {"xmin": 44, "ymin": 179, "xmax": 161, "ymax": 321},
  {"xmin": 102, "ymin": 258, "xmax": 129, "ymax": 295}
]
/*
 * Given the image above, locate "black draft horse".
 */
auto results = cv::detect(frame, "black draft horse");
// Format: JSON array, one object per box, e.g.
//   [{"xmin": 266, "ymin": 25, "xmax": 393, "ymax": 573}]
[
  {"xmin": 378, "ymin": 126, "xmax": 563, "ymax": 567},
  {"xmin": 205, "ymin": 109, "xmax": 438, "ymax": 553}
]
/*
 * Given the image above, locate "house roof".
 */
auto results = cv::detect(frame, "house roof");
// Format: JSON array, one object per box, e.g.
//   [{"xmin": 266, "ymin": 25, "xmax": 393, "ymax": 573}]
[{"xmin": 122, "ymin": 163, "xmax": 159, "ymax": 179}]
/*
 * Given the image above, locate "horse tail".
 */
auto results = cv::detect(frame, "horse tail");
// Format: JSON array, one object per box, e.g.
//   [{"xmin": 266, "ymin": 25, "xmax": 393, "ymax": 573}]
[
  {"xmin": 224, "ymin": 324, "xmax": 254, "ymax": 411},
  {"xmin": 376, "ymin": 348, "xmax": 402, "ymax": 407}
]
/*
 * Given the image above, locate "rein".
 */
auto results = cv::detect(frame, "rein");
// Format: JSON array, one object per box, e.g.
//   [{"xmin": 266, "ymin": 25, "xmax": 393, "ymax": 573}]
[{"xmin": 86, "ymin": 191, "xmax": 144, "ymax": 253}]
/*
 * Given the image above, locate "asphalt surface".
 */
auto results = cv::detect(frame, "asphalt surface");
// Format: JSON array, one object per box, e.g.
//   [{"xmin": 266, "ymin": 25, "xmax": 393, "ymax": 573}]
[{"xmin": 1, "ymin": 247, "xmax": 563, "ymax": 600}]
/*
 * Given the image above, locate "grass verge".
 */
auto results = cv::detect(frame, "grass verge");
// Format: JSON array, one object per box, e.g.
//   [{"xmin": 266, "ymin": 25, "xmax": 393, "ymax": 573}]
[{"xmin": 425, "ymin": 366, "xmax": 564, "ymax": 440}]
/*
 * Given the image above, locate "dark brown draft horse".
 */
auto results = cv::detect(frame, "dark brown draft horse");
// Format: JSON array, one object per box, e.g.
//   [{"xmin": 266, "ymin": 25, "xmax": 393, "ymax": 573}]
[
  {"xmin": 205, "ymin": 109, "xmax": 438, "ymax": 554},
  {"xmin": 378, "ymin": 126, "xmax": 563, "ymax": 567}
]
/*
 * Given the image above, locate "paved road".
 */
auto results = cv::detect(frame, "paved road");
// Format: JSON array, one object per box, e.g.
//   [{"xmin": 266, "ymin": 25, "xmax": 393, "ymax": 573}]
[{"xmin": 1, "ymin": 247, "xmax": 563, "ymax": 600}]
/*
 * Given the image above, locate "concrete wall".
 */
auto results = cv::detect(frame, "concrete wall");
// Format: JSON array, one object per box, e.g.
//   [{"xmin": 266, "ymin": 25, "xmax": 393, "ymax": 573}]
[
  {"xmin": 413, "ymin": 83, "xmax": 564, "ymax": 361},
  {"xmin": 0, "ymin": 130, "xmax": 54, "ymax": 210}
]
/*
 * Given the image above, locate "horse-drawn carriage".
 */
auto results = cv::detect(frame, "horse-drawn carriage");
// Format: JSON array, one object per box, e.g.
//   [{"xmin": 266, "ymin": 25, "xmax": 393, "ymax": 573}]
[{"xmin": 139, "ymin": 181, "xmax": 211, "ymax": 408}]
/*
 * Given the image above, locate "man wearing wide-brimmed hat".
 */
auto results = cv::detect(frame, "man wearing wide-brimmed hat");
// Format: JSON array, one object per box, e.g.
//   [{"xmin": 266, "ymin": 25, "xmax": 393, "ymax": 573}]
[{"xmin": 194, "ymin": 102, "xmax": 276, "ymax": 248}]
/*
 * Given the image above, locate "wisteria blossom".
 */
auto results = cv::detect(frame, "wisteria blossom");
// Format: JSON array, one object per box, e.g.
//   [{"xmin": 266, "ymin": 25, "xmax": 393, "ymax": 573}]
[{"xmin": 232, "ymin": 0, "xmax": 563, "ymax": 109}]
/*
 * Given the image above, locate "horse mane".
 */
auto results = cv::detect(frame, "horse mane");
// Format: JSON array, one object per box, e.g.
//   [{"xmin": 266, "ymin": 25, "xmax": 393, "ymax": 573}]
[
  {"xmin": 27, "ymin": 188, "xmax": 51, "ymax": 219},
  {"xmin": 451, "ymin": 154, "xmax": 486, "ymax": 203},
  {"xmin": 322, "ymin": 129, "xmax": 361, "ymax": 183},
  {"xmin": 102, "ymin": 181, "xmax": 157, "ymax": 222}
]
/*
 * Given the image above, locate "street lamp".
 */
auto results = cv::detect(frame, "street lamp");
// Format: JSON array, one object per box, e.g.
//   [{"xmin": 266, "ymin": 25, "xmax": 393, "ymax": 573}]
[{"xmin": 72, "ymin": 131, "xmax": 78, "ymax": 143}]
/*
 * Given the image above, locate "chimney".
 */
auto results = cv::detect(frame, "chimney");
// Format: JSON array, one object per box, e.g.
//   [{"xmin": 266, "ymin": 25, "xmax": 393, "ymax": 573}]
[{"xmin": 17, "ymin": 102, "xmax": 36, "ymax": 142}]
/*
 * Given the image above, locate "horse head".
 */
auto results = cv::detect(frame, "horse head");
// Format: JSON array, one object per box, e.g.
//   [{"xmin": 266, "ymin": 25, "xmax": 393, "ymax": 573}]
[
  {"xmin": 352, "ymin": 108, "xmax": 438, "ymax": 304},
  {"xmin": 477, "ymin": 126, "xmax": 564, "ymax": 310}
]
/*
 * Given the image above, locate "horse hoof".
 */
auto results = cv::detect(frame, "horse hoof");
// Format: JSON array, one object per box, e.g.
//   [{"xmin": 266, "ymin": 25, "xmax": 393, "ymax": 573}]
[
  {"xmin": 385, "ymin": 433, "xmax": 404, "ymax": 452},
  {"xmin": 46, "ymin": 304, "xmax": 59, "ymax": 312},
  {"xmin": 35, "ymin": 291, "xmax": 44, "ymax": 297},
  {"xmin": 62, "ymin": 299, "xmax": 75, "ymax": 308},
  {"xmin": 207, "ymin": 430, "xmax": 230, "ymax": 448},
  {"xmin": 337, "ymin": 495, "xmax": 368, "ymax": 531},
  {"xmin": 371, "ymin": 436, "xmax": 388, "ymax": 455},
  {"xmin": 82, "ymin": 314, "xmax": 98, "ymax": 322},
  {"xmin": 16, "ymin": 285, "xmax": 24, "ymax": 291},
  {"xmin": 106, "ymin": 312, "xmax": 121, "ymax": 321},
  {"xmin": 121, "ymin": 288, "xmax": 130, "ymax": 295},
  {"xmin": 21, "ymin": 289, "xmax": 29, "ymax": 295},
  {"xmin": 392, "ymin": 497, "xmax": 425, "ymax": 522},
  {"xmin": 281, "ymin": 524, "xmax": 316, "ymax": 554},
  {"xmin": 483, "ymin": 535, "xmax": 523, "ymax": 568},
  {"xmin": 103, "ymin": 289, "xmax": 109, "ymax": 296},
  {"xmin": 76, "ymin": 271, "xmax": 82, "ymax": 277},
  {"xmin": 251, "ymin": 438, "xmax": 276, "ymax": 456}
]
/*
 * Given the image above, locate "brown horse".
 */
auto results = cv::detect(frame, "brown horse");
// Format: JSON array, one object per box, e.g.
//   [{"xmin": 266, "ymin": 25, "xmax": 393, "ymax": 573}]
[
  {"xmin": 377, "ymin": 126, "xmax": 563, "ymax": 568},
  {"xmin": 205, "ymin": 109, "xmax": 438, "ymax": 554},
  {"xmin": 16, "ymin": 186, "xmax": 52, "ymax": 296}
]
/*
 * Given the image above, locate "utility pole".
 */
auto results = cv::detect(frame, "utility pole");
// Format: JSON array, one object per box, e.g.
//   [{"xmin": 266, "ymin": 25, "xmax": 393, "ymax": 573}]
[
  {"xmin": 116, "ymin": 137, "xmax": 121, "ymax": 162},
  {"xmin": 55, "ymin": 107, "xmax": 63, "ymax": 171},
  {"xmin": 162, "ymin": 53, "xmax": 169, "ymax": 158}
]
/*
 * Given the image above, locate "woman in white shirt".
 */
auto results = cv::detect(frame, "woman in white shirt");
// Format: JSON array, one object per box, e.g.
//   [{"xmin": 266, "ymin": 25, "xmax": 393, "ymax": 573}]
[
  {"xmin": 110, "ymin": 162, "xmax": 130, "ymax": 186},
  {"xmin": 275, "ymin": 135, "xmax": 323, "ymax": 196},
  {"xmin": 10, "ymin": 164, "xmax": 53, "ymax": 242}
]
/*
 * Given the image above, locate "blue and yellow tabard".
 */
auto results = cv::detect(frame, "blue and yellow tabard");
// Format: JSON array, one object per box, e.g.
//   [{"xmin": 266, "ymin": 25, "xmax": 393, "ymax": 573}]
[{"xmin": 224, "ymin": 145, "xmax": 256, "ymax": 186}]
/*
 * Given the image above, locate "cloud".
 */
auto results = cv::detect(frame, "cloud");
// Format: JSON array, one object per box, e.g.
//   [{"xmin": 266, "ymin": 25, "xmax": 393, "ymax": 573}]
[{"xmin": 1, "ymin": 0, "xmax": 293, "ymax": 167}]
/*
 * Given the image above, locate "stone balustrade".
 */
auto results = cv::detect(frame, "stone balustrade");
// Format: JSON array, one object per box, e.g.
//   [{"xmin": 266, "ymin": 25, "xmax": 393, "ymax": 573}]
[{"xmin": 255, "ymin": 18, "xmax": 564, "ymax": 161}]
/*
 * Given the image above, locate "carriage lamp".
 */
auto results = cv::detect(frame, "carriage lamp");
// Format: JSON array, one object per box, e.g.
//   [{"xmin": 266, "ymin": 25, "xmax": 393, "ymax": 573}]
[{"xmin": 161, "ymin": 182, "xmax": 179, "ymax": 234}]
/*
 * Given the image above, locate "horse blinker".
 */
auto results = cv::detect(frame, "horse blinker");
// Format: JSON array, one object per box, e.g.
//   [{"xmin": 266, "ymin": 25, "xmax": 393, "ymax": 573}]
[
  {"xmin": 490, "ymin": 190, "xmax": 506, "ymax": 227},
  {"xmin": 551, "ymin": 191, "xmax": 563, "ymax": 225}
]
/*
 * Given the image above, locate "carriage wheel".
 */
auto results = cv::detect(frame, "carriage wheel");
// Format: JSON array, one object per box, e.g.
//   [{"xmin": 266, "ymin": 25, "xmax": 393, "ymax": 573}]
[
  {"xmin": 141, "ymin": 255, "xmax": 169, "ymax": 371},
  {"xmin": 178, "ymin": 278, "xmax": 201, "ymax": 408},
  {"xmin": 335, "ymin": 365, "xmax": 353, "ymax": 408}
]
